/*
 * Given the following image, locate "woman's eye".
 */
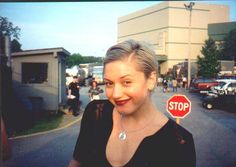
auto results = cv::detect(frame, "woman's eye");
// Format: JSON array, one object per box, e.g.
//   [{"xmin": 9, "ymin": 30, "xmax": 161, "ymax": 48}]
[
  {"xmin": 123, "ymin": 81, "xmax": 131, "ymax": 86},
  {"xmin": 105, "ymin": 81, "xmax": 113, "ymax": 87}
]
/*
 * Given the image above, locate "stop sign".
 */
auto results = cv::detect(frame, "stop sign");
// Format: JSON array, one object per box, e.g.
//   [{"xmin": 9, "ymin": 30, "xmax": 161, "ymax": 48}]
[{"xmin": 166, "ymin": 95, "xmax": 191, "ymax": 118}]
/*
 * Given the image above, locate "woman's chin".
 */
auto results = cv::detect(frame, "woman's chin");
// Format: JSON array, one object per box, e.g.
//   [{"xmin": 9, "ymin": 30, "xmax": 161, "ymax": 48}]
[{"xmin": 115, "ymin": 106, "xmax": 133, "ymax": 115}]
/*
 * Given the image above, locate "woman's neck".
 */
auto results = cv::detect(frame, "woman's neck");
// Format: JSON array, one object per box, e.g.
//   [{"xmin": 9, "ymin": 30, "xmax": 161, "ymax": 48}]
[{"xmin": 117, "ymin": 101, "xmax": 158, "ymax": 130}]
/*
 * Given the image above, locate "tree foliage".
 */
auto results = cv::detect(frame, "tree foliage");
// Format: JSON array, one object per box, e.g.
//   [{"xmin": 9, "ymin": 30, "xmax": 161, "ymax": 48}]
[
  {"xmin": 0, "ymin": 16, "xmax": 22, "ymax": 54},
  {"xmin": 220, "ymin": 29, "xmax": 236, "ymax": 61},
  {"xmin": 0, "ymin": 16, "xmax": 20, "ymax": 39},
  {"xmin": 197, "ymin": 38, "xmax": 220, "ymax": 78},
  {"xmin": 66, "ymin": 53, "xmax": 83, "ymax": 68},
  {"xmin": 66, "ymin": 53, "xmax": 103, "ymax": 68}
]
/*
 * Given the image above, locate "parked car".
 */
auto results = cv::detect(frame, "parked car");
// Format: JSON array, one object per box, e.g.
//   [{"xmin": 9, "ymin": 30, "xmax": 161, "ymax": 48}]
[
  {"xmin": 210, "ymin": 80, "xmax": 236, "ymax": 95},
  {"xmin": 216, "ymin": 75, "xmax": 236, "ymax": 80},
  {"xmin": 202, "ymin": 93, "xmax": 236, "ymax": 111},
  {"xmin": 189, "ymin": 78, "xmax": 219, "ymax": 93},
  {"xmin": 210, "ymin": 81, "xmax": 227, "ymax": 91}
]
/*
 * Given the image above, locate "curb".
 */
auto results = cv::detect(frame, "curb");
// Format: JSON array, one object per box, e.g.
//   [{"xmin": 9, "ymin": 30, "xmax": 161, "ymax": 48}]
[{"xmin": 9, "ymin": 114, "xmax": 83, "ymax": 140}]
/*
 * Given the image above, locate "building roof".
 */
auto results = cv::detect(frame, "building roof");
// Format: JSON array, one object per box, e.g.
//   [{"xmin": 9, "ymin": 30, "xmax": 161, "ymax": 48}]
[{"xmin": 11, "ymin": 47, "xmax": 70, "ymax": 57}]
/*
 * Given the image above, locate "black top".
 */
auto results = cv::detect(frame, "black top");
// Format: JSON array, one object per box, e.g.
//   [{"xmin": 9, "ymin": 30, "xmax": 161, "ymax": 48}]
[
  {"xmin": 73, "ymin": 100, "xmax": 196, "ymax": 167},
  {"xmin": 68, "ymin": 82, "xmax": 80, "ymax": 98}
]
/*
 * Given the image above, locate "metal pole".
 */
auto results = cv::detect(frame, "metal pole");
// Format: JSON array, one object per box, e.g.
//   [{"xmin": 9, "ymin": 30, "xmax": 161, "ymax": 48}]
[
  {"xmin": 187, "ymin": 9, "xmax": 192, "ymax": 88},
  {"xmin": 184, "ymin": 2, "xmax": 194, "ymax": 88}
]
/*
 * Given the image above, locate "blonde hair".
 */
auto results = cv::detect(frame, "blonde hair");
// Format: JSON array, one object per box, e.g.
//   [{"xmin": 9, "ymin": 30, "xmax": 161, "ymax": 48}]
[{"xmin": 104, "ymin": 40, "xmax": 158, "ymax": 79}]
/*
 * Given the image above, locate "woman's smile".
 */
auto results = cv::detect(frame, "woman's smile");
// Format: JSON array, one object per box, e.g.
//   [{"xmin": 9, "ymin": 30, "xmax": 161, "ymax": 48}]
[{"xmin": 115, "ymin": 99, "xmax": 131, "ymax": 106}]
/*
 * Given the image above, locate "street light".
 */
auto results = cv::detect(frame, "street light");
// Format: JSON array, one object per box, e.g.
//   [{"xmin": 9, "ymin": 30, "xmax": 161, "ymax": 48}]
[{"xmin": 184, "ymin": 2, "xmax": 194, "ymax": 88}]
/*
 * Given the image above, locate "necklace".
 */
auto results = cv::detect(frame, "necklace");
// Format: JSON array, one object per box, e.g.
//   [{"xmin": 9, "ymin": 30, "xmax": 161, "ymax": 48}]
[{"xmin": 118, "ymin": 114, "xmax": 156, "ymax": 141}]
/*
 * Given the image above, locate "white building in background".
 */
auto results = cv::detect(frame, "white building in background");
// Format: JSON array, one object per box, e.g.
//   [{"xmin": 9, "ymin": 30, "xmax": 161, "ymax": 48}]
[{"xmin": 118, "ymin": 1, "xmax": 229, "ymax": 75}]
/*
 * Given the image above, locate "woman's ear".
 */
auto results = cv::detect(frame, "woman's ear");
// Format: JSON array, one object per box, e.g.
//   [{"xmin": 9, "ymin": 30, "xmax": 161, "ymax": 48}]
[{"xmin": 148, "ymin": 71, "xmax": 157, "ymax": 91}]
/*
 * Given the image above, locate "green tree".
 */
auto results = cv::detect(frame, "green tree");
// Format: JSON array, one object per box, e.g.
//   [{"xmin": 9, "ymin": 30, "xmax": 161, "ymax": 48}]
[
  {"xmin": 0, "ymin": 16, "xmax": 20, "ymax": 39},
  {"xmin": 197, "ymin": 38, "xmax": 220, "ymax": 78},
  {"xmin": 220, "ymin": 29, "xmax": 236, "ymax": 61},
  {"xmin": 66, "ymin": 53, "xmax": 83, "ymax": 68},
  {"xmin": 0, "ymin": 16, "xmax": 21, "ymax": 54},
  {"xmin": 66, "ymin": 53, "xmax": 103, "ymax": 68},
  {"xmin": 82, "ymin": 56, "xmax": 103, "ymax": 64}
]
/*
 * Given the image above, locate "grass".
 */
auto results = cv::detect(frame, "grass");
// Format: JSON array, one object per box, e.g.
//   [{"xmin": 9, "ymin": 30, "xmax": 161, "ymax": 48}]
[{"xmin": 13, "ymin": 113, "xmax": 63, "ymax": 137}]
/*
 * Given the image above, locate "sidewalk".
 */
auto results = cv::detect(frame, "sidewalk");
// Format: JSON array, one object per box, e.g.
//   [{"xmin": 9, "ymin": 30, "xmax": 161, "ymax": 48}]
[
  {"xmin": 58, "ymin": 111, "xmax": 83, "ymax": 128},
  {"xmin": 58, "ymin": 103, "xmax": 85, "ymax": 128}
]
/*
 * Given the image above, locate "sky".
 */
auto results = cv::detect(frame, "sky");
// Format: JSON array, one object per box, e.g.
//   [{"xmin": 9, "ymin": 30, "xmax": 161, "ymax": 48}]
[{"xmin": 1, "ymin": 1, "xmax": 236, "ymax": 57}]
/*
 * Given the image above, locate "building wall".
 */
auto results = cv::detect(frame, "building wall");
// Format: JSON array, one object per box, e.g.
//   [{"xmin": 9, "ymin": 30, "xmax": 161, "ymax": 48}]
[
  {"xmin": 118, "ymin": 1, "xmax": 229, "ymax": 75},
  {"xmin": 12, "ymin": 53, "xmax": 59, "ymax": 111}
]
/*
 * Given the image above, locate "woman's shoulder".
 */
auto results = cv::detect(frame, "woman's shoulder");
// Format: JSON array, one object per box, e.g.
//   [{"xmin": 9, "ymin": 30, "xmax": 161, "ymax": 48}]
[
  {"xmin": 167, "ymin": 119, "xmax": 193, "ymax": 138},
  {"xmin": 156, "ymin": 119, "xmax": 193, "ymax": 146},
  {"xmin": 83, "ymin": 99, "xmax": 113, "ymax": 120},
  {"xmin": 86, "ymin": 99, "xmax": 113, "ymax": 109}
]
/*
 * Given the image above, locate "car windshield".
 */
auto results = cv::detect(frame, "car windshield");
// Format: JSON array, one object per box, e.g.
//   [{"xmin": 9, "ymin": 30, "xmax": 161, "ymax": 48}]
[{"xmin": 219, "ymin": 82, "xmax": 227, "ymax": 88}]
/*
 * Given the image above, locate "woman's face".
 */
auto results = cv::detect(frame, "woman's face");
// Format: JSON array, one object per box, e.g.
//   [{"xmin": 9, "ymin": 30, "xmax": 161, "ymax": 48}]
[{"xmin": 104, "ymin": 60, "xmax": 154, "ymax": 115}]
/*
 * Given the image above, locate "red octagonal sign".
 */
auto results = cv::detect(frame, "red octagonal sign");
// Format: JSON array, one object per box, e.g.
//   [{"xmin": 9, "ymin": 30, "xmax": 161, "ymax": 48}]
[{"xmin": 166, "ymin": 95, "xmax": 191, "ymax": 118}]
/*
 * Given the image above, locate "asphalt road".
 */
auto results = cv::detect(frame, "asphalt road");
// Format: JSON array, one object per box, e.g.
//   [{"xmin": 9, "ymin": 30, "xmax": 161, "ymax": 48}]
[{"xmin": 2, "ymin": 86, "xmax": 236, "ymax": 167}]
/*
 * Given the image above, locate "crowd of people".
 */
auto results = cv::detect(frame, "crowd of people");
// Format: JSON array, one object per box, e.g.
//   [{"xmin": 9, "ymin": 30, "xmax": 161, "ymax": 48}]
[{"xmin": 162, "ymin": 77, "xmax": 188, "ymax": 93}]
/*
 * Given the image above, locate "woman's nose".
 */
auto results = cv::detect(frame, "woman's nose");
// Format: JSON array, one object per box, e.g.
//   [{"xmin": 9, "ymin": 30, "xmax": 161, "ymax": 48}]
[{"xmin": 112, "ymin": 84, "xmax": 123, "ymax": 99}]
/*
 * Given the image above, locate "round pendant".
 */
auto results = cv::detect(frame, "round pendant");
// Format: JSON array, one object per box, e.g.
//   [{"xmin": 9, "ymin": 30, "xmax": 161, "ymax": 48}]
[{"xmin": 119, "ymin": 132, "xmax": 126, "ymax": 140}]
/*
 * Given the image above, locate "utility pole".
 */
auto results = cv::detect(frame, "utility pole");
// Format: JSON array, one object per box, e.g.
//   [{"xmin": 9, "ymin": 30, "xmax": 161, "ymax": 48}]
[{"xmin": 184, "ymin": 2, "xmax": 195, "ymax": 88}]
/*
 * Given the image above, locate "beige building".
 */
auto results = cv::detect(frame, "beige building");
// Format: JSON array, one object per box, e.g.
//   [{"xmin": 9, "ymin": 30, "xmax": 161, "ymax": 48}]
[
  {"xmin": 118, "ymin": 1, "xmax": 229, "ymax": 75},
  {"xmin": 11, "ymin": 48, "xmax": 70, "ymax": 111}
]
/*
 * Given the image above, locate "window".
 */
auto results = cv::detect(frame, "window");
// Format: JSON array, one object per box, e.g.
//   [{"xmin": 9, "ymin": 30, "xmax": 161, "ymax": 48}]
[{"xmin": 22, "ymin": 63, "xmax": 48, "ymax": 84}]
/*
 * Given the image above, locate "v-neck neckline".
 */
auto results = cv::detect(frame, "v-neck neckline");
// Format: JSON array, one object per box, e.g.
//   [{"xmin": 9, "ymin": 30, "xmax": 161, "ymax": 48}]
[{"xmin": 104, "ymin": 105, "xmax": 171, "ymax": 167}]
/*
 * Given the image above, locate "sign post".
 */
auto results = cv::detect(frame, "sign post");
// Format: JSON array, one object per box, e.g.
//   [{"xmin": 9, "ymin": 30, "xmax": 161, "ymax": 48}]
[{"xmin": 166, "ymin": 95, "xmax": 191, "ymax": 124}]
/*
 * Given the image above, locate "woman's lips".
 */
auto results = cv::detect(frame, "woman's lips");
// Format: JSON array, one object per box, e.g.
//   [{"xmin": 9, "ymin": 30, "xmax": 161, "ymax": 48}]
[{"xmin": 115, "ymin": 99, "xmax": 130, "ymax": 106}]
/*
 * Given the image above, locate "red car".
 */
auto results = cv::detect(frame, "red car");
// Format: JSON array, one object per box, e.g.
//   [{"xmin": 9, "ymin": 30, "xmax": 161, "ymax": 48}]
[{"xmin": 190, "ymin": 78, "xmax": 219, "ymax": 93}]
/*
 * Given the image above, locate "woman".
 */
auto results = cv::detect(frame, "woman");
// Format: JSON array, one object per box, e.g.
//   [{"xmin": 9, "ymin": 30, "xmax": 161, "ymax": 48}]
[
  {"xmin": 68, "ymin": 40, "xmax": 196, "ymax": 167},
  {"xmin": 88, "ymin": 80, "xmax": 103, "ymax": 101}
]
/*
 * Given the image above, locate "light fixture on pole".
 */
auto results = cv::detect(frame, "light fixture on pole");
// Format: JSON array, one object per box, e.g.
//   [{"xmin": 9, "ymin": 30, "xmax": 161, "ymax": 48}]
[{"xmin": 184, "ymin": 2, "xmax": 194, "ymax": 88}]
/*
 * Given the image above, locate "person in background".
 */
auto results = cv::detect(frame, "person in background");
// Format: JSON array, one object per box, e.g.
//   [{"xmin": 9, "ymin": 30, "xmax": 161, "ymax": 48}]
[
  {"xmin": 182, "ymin": 76, "xmax": 187, "ymax": 89},
  {"xmin": 167, "ymin": 79, "xmax": 172, "ymax": 92},
  {"xmin": 88, "ymin": 81, "xmax": 103, "ymax": 101},
  {"xmin": 172, "ymin": 78, "xmax": 178, "ymax": 92},
  {"xmin": 162, "ymin": 78, "xmax": 168, "ymax": 93},
  {"xmin": 68, "ymin": 40, "xmax": 196, "ymax": 167},
  {"xmin": 68, "ymin": 76, "xmax": 80, "ymax": 116}
]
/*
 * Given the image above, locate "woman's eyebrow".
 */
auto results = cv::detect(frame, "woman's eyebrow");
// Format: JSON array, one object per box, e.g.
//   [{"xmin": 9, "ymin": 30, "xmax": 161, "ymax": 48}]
[
  {"xmin": 103, "ymin": 78, "xmax": 111, "ymax": 82},
  {"xmin": 120, "ymin": 74, "xmax": 132, "ymax": 79},
  {"xmin": 104, "ymin": 74, "xmax": 132, "ymax": 82}
]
